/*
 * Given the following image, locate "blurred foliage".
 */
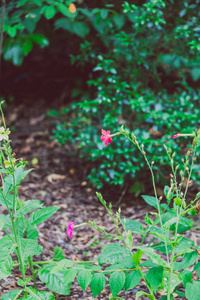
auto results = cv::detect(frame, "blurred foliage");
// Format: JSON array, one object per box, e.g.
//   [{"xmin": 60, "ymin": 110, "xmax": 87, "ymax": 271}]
[{"xmin": 2, "ymin": 0, "xmax": 200, "ymax": 192}]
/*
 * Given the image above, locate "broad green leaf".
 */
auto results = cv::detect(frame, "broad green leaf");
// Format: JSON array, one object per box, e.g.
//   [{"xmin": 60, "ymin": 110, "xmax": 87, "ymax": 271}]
[
  {"xmin": 174, "ymin": 251, "xmax": 198, "ymax": 271},
  {"xmin": 0, "ymin": 251, "xmax": 13, "ymax": 280},
  {"xmin": 64, "ymin": 268, "xmax": 77, "ymax": 283},
  {"xmin": 162, "ymin": 217, "xmax": 177, "ymax": 233},
  {"xmin": 194, "ymin": 261, "xmax": 200, "ymax": 271},
  {"xmin": 16, "ymin": 239, "xmax": 42, "ymax": 262},
  {"xmin": 52, "ymin": 246, "xmax": 65, "ymax": 261},
  {"xmin": 56, "ymin": 3, "xmax": 75, "ymax": 18},
  {"xmin": 162, "ymin": 270, "xmax": 182, "ymax": 293},
  {"xmin": 16, "ymin": 200, "xmax": 43, "ymax": 218},
  {"xmin": 29, "ymin": 34, "xmax": 49, "ymax": 47},
  {"xmin": 29, "ymin": 206, "xmax": 59, "ymax": 226},
  {"xmin": 2, "ymin": 290, "xmax": 22, "ymax": 300},
  {"xmin": 122, "ymin": 218, "xmax": 143, "ymax": 235},
  {"xmin": 109, "ymin": 271, "xmax": 125, "ymax": 297},
  {"xmin": 113, "ymin": 14, "xmax": 125, "ymax": 29},
  {"xmin": 136, "ymin": 291, "xmax": 155, "ymax": 299},
  {"xmin": 77, "ymin": 270, "xmax": 92, "ymax": 291},
  {"xmin": 90, "ymin": 273, "xmax": 106, "ymax": 298},
  {"xmin": 50, "ymin": 259, "xmax": 73, "ymax": 273},
  {"xmin": 26, "ymin": 225, "xmax": 39, "ymax": 240},
  {"xmin": 98, "ymin": 243, "xmax": 131, "ymax": 265},
  {"xmin": 124, "ymin": 270, "xmax": 141, "ymax": 291},
  {"xmin": 141, "ymin": 195, "xmax": 158, "ymax": 209},
  {"xmin": 44, "ymin": 6, "xmax": 56, "ymax": 19},
  {"xmin": 186, "ymin": 281, "xmax": 200, "ymax": 300},
  {"xmin": 0, "ymin": 214, "xmax": 5, "ymax": 231},
  {"xmin": 118, "ymin": 256, "xmax": 136, "ymax": 269},
  {"xmin": 180, "ymin": 270, "xmax": 193, "ymax": 288},
  {"xmin": 132, "ymin": 250, "xmax": 143, "ymax": 265},
  {"xmin": 146, "ymin": 266, "xmax": 163, "ymax": 292},
  {"xmin": 38, "ymin": 264, "xmax": 71, "ymax": 295},
  {"xmin": 21, "ymin": 287, "xmax": 55, "ymax": 300},
  {"xmin": 133, "ymin": 246, "xmax": 168, "ymax": 267},
  {"xmin": 73, "ymin": 22, "xmax": 90, "ymax": 38},
  {"xmin": 0, "ymin": 235, "xmax": 15, "ymax": 252},
  {"xmin": 14, "ymin": 166, "xmax": 33, "ymax": 185}
]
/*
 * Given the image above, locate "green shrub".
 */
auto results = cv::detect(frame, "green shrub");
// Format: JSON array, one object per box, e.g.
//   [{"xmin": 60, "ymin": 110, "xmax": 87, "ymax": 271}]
[{"xmin": 49, "ymin": 0, "xmax": 200, "ymax": 191}]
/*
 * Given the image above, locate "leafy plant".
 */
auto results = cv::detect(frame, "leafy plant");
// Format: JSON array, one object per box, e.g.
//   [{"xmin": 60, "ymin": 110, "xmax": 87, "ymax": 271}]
[{"xmin": 57, "ymin": 126, "xmax": 200, "ymax": 299}]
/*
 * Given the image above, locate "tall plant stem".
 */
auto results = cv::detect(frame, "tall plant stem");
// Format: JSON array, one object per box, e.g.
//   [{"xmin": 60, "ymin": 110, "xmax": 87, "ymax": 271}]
[{"xmin": 28, "ymin": 256, "xmax": 37, "ymax": 290}]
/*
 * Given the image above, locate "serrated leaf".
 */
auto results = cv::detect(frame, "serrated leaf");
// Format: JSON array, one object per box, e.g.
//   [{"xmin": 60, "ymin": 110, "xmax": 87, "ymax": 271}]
[
  {"xmin": 122, "ymin": 218, "xmax": 143, "ymax": 235},
  {"xmin": 77, "ymin": 270, "xmax": 92, "ymax": 291},
  {"xmin": 141, "ymin": 195, "xmax": 158, "ymax": 209},
  {"xmin": 146, "ymin": 266, "xmax": 163, "ymax": 292},
  {"xmin": 21, "ymin": 287, "xmax": 55, "ymax": 300},
  {"xmin": 0, "ymin": 251, "xmax": 13, "ymax": 280},
  {"xmin": 124, "ymin": 270, "xmax": 141, "ymax": 290},
  {"xmin": 133, "ymin": 246, "xmax": 168, "ymax": 267},
  {"xmin": 90, "ymin": 273, "xmax": 106, "ymax": 297},
  {"xmin": 2, "ymin": 290, "xmax": 22, "ymax": 300},
  {"xmin": 98, "ymin": 243, "xmax": 131, "ymax": 265},
  {"xmin": 186, "ymin": 281, "xmax": 200, "ymax": 300},
  {"xmin": 14, "ymin": 166, "xmax": 33, "ymax": 185},
  {"xmin": 174, "ymin": 251, "xmax": 198, "ymax": 271},
  {"xmin": 52, "ymin": 246, "xmax": 65, "ymax": 261},
  {"xmin": 51, "ymin": 259, "xmax": 73, "ymax": 273},
  {"xmin": 0, "ymin": 214, "xmax": 5, "ymax": 231},
  {"xmin": 16, "ymin": 239, "xmax": 42, "ymax": 262},
  {"xmin": 38, "ymin": 264, "xmax": 72, "ymax": 295},
  {"xmin": 30, "ymin": 206, "xmax": 59, "ymax": 226},
  {"xmin": 109, "ymin": 271, "xmax": 125, "ymax": 297},
  {"xmin": 16, "ymin": 200, "xmax": 43, "ymax": 218},
  {"xmin": 180, "ymin": 270, "xmax": 193, "ymax": 288}
]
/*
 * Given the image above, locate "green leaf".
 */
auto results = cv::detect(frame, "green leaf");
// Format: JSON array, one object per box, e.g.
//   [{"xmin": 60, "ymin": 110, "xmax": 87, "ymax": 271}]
[
  {"xmin": 0, "ymin": 236, "xmax": 15, "ymax": 252},
  {"xmin": 73, "ymin": 22, "xmax": 90, "ymax": 38},
  {"xmin": 101, "ymin": 9, "xmax": 108, "ymax": 19},
  {"xmin": 133, "ymin": 246, "xmax": 168, "ymax": 267},
  {"xmin": 132, "ymin": 250, "xmax": 143, "ymax": 265},
  {"xmin": 38, "ymin": 264, "xmax": 72, "ymax": 295},
  {"xmin": 21, "ymin": 287, "xmax": 55, "ymax": 299},
  {"xmin": 14, "ymin": 166, "xmax": 33, "ymax": 185},
  {"xmin": 174, "ymin": 251, "xmax": 198, "ymax": 271},
  {"xmin": 44, "ymin": 6, "xmax": 56, "ymax": 19},
  {"xmin": 26, "ymin": 225, "xmax": 39, "ymax": 240},
  {"xmin": 64, "ymin": 268, "xmax": 77, "ymax": 283},
  {"xmin": 98, "ymin": 243, "xmax": 131, "ymax": 265},
  {"xmin": 141, "ymin": 195, "xmax": 158, "ymax": 209},
  {"xmin": 162, "ymin": 217, "xmax": 178, "ymax": 233},
  {"xmin": 90, "ymin": 273, "xmax": 106, "ymax": 298},
  {"xmin": 186, "ymin": 281, "xmax": 200, "ymax": 300},
  {"xmin": 162, "ymin": 270, "xmax": 182, "ymax": 293},
  {"xmin": 113, "ymin": 14, "xmax": 125, "ymax": 29},
  {"xmin": 124, "ymin": 270, "xmax": 141, "ymax": 291},
  {"xmin": 122, "ymin": 218, "xmax": 143, "ymax": 235},
  {"xmin": 136, "ymin": 291, "xmax": 155, "ymax": 299},
  {"xmin": 51, "ymin": 259, "xmax": 73, "ymax": 273},
  {"xmin": 16, "ymin": 239, "xmax": 42, "ymax": 262},
  {"xmin": 56, "ymin": 3, "xmax": 75, "ymax": 18},
  {"xmin": 16, "ymin": 200, "xmax": 43, "ymax": 218},
  {"xmin": 146, "ymin": 266, "xmax": 163, "ymax": 292},
  {"xmin": 29, "ymin": 206, "xmax": 59, "ymax": 226},
  {"xmin": 2, "ymin": 290, "xmax": 22, "ymax": 300},
  {"xmin": 29, "ymin": 34, "xmax": 49, "ymax": 47},
  {"xmin": 194, "ymin": 261, "xmax": 200, "ymax": 271},
  {"xmin": 109, "ymin": 271, "xmax": 125, "ymax": 297},
  {"xmin": 52, "ymin": 246, "xmax": 65, "ymax": 261},
  {"xmin": 0, "ymin": 214, "xmax": 5, "ymax": 231},
  {"xmin": 77, "ymin": 270, "xmax": 92, "ymax": 291},
  {"xmin": 0, "ymin": 251, "xmax": 13, "ymax": 280},
  {"xmin": 180, "ymin": 270, "xmax": 193, "ymax": 288}
]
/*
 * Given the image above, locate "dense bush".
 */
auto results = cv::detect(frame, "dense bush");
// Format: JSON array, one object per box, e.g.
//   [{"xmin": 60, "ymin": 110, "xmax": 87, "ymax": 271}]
[{"xmin": 49, "ymin": 0, "xmax": 200, "ymax": 191}]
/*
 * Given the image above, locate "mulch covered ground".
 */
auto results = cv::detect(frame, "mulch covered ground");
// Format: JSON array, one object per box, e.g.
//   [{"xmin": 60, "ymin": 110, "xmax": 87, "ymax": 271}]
[{"xmin": 0, "ymin": 101, "xmax": 197, "ymax": 299}]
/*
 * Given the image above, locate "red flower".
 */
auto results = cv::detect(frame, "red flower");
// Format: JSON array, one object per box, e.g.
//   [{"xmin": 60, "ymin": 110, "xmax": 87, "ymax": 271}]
[
  {"xmin": 101, "ymin": 129, "xmax": 113, "ymax": 147},
  {"xmin": 172, "ymin": 134, "xmax": 179, "ymax": 139},
  {"xmin": 67, "ymin": 221, "xmax": 75, "ymax": 238}
]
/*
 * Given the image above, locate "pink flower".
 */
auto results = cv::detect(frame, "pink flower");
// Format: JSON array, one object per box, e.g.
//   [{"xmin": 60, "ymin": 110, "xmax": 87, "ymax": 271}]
[
  {"xmin": 67, "ymin": 221, "xmax": 75, "ymax": 238},
  {"xmin": 101, "ymin": 129, "xmax": 113, "ymax": 147},
  {"xmin": 172, "ymin": 134, "xmax": 179, "ymax": 139}
]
